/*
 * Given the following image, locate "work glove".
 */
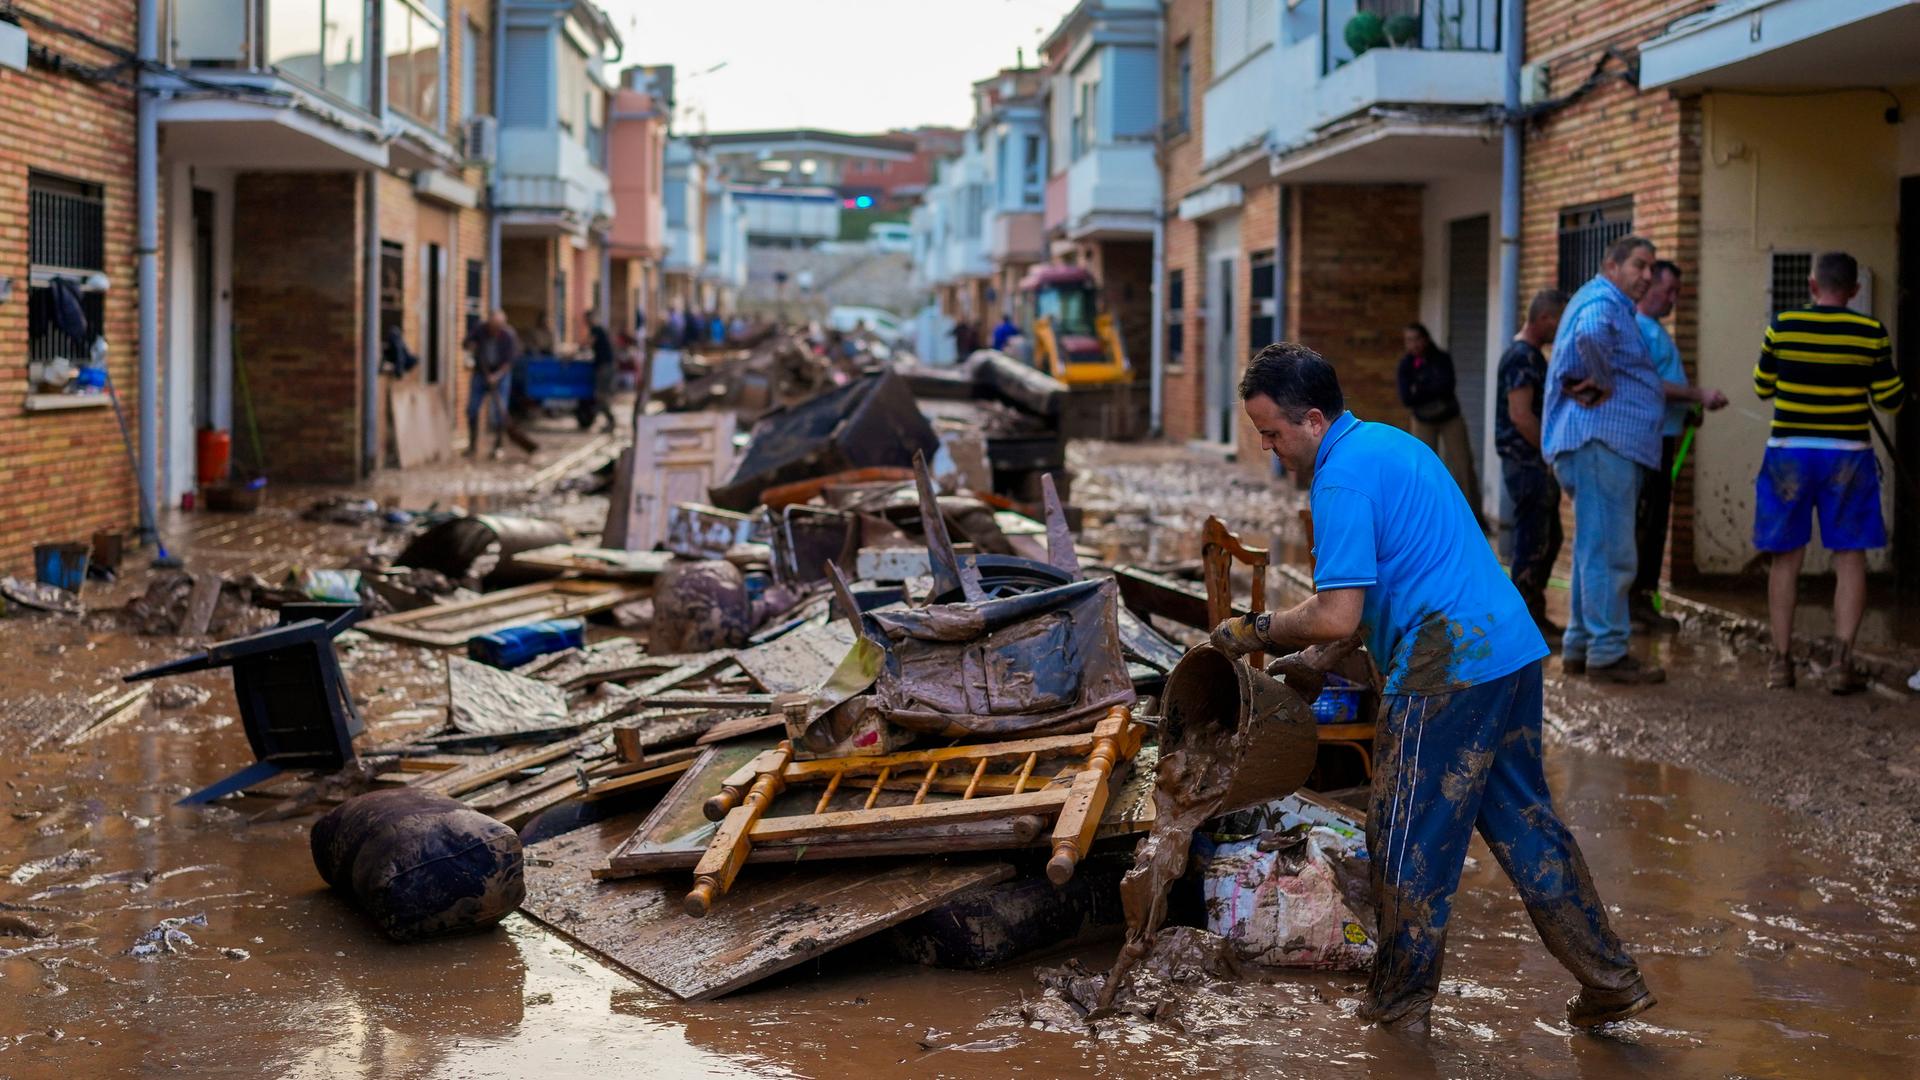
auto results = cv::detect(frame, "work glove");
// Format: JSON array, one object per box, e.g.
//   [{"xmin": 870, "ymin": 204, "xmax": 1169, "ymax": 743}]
[{"xmin": 1209, "ymin": 613, "xmax": 1268, "ymax": 658}]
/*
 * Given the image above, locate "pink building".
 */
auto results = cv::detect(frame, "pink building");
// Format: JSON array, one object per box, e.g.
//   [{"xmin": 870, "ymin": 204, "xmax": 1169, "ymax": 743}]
[{"xmin": 608, "ymin": 66, "xmax": 673, "ymax": 336}]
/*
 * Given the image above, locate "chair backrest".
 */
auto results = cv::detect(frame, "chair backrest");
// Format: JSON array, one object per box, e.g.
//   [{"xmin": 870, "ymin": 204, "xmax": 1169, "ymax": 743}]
[{"xmin": 1201, "ymin": 515, "xmax": 1270, "ymax": 666}]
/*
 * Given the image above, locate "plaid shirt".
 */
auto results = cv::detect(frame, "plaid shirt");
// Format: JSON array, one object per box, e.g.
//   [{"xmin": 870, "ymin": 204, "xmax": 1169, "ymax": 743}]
[{"xmin": 1543, "ymin": 275, "xmax": 1666, "ymax": 469}]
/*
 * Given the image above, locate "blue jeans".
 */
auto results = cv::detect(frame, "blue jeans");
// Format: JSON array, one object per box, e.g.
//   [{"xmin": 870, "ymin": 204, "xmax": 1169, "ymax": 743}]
[
  {"xmin": 467, "ymin": 369, "xmax": 509, "ymax": 442},
  {"xmin": 1553, "ymin": 442, "xmax": 1643, "ymax": 667},
  {"xmin": 1364, "ymin": 662, "xmax": 1642, "ymax": 1026}
]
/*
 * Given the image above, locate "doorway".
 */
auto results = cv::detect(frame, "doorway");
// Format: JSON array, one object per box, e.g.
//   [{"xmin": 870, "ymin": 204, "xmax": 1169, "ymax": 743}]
[
  {"xmin": 1210, "ymin": 256, "xmax": 1236, "ymax": 445},
  {"xmin": 191, "ymin": 188, "xmax": 216, "ymax": 432},
  {"xmin": 1896, "ymin": 176, "xmax": 1919, "ymax": 592},
  {"xmin": 423, "ymin": 243, "xmax": 445, "ymax": 383},
  {"xmin": 1447, "ymin": 214, "xmax": 1491, "ymax": 470}
]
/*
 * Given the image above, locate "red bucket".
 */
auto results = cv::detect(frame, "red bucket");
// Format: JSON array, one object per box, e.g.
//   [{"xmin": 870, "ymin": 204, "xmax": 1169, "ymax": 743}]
[{"xmin": 196, "ymin": 428, "xmax": 232, "ymax": 486}]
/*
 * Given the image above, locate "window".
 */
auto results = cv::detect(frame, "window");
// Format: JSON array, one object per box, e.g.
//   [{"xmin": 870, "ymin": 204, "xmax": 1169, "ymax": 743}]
[
  {"xmin": 1556, "ymin": 197, "xmax": 1633, "ymax": 294},
  {"xmin": 1167, "ymin": 269, "xmax": 1186, "ymax": 366},
  {"xmin": 1249, "ymin": 249, "xmax": 1278, "ymax": 349},
  {"xmin": 265, "ymin": 0, "xmax": 370, "ymax": 108},
  {"xmin": 1170, "ymin": 39, "xmax": 1192, "ymax": 136},
  {"xmin": 378, "ymin": 240, "xmax": 405, "ymax": 355},
  {"xmin": 501, "ymin": 27, "xmax": 547, "ymax": 128},
  {"xmin": 464, "ymin": 258, "xmax": 484, "ymax": 337},
  {"xmin": 386, "ymin": 0, "xmax": 446, "ymax": 128},
  {"xmin": 1072, "ymin": 78, "xmax": 1098, "ymax": 159},
  {"xmin": 1214, "ymin": 0, "xmax": 1277, "ymax": 74},
  {"xmin": 1023, "ymin": 134, "xmax": 1042, "ymax": 196},
  {"xmin": 27, "ymin": 173, "xmax": 107, "ymax": 369},
  {"xmin": 1768, "ymin": 252, "xmax": 1814, "ymax": 317},
  {"xmin": 460, "ymin": 17, "xmax": 481, "ymax": 120}
]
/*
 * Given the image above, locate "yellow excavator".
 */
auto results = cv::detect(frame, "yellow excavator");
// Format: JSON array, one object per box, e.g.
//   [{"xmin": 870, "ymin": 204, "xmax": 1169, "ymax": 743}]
[{"xmin": 1020, "ymin": 265, "xmax": 1131, "ymax": 386}]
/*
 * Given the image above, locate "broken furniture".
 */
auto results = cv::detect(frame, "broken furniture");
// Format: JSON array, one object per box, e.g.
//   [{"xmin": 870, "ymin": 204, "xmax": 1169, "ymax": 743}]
[
  {"xmin": 396, "ymin": 514, "xmax": 570, "ymax": 586},
  {"xmin": 681, "ymin": 705, "xmax": 1146, "ymax": 915},
  {"xmin": 604, "ymin": 410, "xmax": 737, "ymax": 551},
  {"xmin": 1199, "ymin": 515, "xmax": 1375, "ymax": 773},
  {"xmin": 125, "ymin": 608, "xmax": 364, "ymax": 805},
  {"xmin": 357, "ymin": 579, "xmax": 636, "ymax": 648}
]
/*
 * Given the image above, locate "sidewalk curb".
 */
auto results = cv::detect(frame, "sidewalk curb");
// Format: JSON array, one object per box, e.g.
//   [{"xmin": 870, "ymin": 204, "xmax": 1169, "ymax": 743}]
[
  {"xmin": 1273, "ymin": 559, "xmax": 1914, "ymax": 696},
  {"xmin": 1660, "ymin": 592, "xmax": 1915, "ymax": 696}
]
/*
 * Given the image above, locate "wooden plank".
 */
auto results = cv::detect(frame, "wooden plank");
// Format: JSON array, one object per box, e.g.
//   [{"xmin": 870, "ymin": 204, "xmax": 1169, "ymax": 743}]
[
  {"xmin": 733, "ymin": 620, "xmax": 855, "ymax": 694},
  {"xmin": 417, "ymin": 723, "xmax": 616, "ymax": 797},
  {"xmin": 512, "ymin": 544, "xmax": 675, "ymax": 581},
  {"xmin": 694, "ymin": 711, "xmax": 786, "ymax": 745},
  {"xmin": 359, "ymin": 580, "xmax": 637, "ymax": 648},
  {"xmin": 520, "ymin": 818, "xmax": 1014, "ymax": 1001},
  {"xmin": 181, "ymin": 572, "xmax": 223, "ymax": 637}
]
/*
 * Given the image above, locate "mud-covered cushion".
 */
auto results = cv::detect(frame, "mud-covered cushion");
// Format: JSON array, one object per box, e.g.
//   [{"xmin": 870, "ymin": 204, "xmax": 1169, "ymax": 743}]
[{"xmin": 312, "ymin": 788, "xmax": 524, "ymax": 941}]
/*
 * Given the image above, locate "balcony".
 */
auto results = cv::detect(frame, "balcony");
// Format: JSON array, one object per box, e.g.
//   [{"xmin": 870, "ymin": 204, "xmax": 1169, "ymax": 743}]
[
  {"xmin": 158, "ymin": 0, "xmax": 388, "ymax": 168},
  {"xmin": 1640, "ymin": 0, "xmax": 1920, "ymax": 91},
  {"xmin": 496, "ymin": 127, "xmax": 613, "ymax": 237},
  {"xmin": 988, "ymin": 212, "xmax": 1046, "ymax": 265},
  {"xmin": 1267, "ymin": 0, "xmax": 1505, "ymax": 183},
  {"xmin": 1062, "ymin": 143, "xmax": 1157, "ymax": 240}
]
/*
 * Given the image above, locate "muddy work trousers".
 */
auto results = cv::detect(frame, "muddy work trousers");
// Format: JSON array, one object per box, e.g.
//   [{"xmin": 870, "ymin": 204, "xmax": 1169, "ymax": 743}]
[{"xmin": 1362, "ymin": 661, "xmax": 1643, "ymax": 1028}]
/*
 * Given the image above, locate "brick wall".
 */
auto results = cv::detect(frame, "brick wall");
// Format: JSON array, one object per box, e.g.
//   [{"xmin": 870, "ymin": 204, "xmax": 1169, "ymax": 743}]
[
  {"xmin": 233, "ymin": 172, "xmax": 363, "ymax": 483},
  {"xmin": 1288, "ymin": 184, "xmax": 1424, "ymax": 430},
  {"xmin": 1522, "ymin": 0, "xmax": 1710, "ymax": 578},
  {"xmin": 0, "ymin": 1, "xmax": 141, "ymax": 572},
  {"xmin": 1159, "ymin": 0, "xmax": 1211, "ymax": 442}
]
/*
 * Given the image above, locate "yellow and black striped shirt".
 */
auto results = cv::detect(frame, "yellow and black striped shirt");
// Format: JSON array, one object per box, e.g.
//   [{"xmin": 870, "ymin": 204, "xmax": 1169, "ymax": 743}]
[{"xmin": 1754, "ymin": 305, "xmax": 1906, "ymax": 440}]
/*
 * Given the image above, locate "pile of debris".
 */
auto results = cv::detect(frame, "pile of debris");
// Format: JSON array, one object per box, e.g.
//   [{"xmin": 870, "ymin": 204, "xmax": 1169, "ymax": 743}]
[{"xmin": 101, "ymin": 332, "xmax": 1372, "ymax": 1010}]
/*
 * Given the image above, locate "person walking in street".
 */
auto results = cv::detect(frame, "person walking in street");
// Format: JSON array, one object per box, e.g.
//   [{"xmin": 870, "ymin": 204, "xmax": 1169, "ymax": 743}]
[
  {"xmin": 584, "ymin": 310, "xmax": 619, "ymax": 435},
  {"xmin": 1544, "ymin": 235, "xmax": 1668, "ymax": 684},
  {"xmin": 1396, "ymin": 323, "xmax": 1482, "ymax": 518},
  {"xmin": 1753, "ymin": 251, "xmax": 1907, "ymax": 694},
  {"xmin": 1495, "ymin": 289, "xmax": 1568, "ymax": 637},
  {"xmin": 991, "ymin": 312, "xmax": 1020, "ymax": 351},
  {"xmin": 952, "ymin": 317, "xmax": 979, "ymax": 360},
  {"xmin": 1632, "ymin": 261, "xmax": 1728, "ymax": 631},
  {"xmin": 465, "ymin": 309, "xmax": 519, "ymax": 459},
  {"xmin": 1211, "ymin": 342, "xmax": 1655, "ymax": 1034}
]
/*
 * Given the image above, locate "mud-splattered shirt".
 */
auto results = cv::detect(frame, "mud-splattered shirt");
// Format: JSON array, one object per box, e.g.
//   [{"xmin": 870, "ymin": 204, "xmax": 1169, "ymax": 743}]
[{"xmin": 1309, "ymin": 411, "xmax": 1549, "ymax": 696}]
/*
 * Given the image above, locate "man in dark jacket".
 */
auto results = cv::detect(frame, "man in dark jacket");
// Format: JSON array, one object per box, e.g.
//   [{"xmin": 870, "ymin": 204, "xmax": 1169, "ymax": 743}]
[
  {"xmin": 465, "ymin": 309, "xmax": 519, "ymax": 458},
  {"xmin": 584, "ymin": 311, "xmax": 619, "ymax": 434}
]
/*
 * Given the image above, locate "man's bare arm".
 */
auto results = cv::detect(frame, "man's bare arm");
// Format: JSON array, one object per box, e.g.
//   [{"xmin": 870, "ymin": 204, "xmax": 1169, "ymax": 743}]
[
  {"xmin": 1211, "ymin": 588, "xmax": 1365, "ymax": 656},
  {"xmin": 1508, "ymin": 386, "xmax": 1541, "ymax": 449}
]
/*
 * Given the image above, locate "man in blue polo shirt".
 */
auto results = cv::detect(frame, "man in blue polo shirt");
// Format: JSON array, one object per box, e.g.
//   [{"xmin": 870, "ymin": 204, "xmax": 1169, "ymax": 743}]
[{"xmin": 1210, "ymin": 342, "xmax": 1652, "ymax": 1033}]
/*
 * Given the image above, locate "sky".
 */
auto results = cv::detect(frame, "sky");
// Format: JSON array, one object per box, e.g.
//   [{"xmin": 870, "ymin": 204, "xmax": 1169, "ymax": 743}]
[{"xmin": 600, "ymin": 0, "xmax": 1080, "ymax": 134}]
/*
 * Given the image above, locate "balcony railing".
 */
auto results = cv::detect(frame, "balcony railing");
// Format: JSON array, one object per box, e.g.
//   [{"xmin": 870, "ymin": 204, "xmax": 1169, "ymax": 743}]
[
  {"xmin": 1323, "ymin": 0, "xmax": 1501, "ymax": 75},
  {"xmin": 165, "ymin": 0, "xmax": 375, "ymax": 112}
]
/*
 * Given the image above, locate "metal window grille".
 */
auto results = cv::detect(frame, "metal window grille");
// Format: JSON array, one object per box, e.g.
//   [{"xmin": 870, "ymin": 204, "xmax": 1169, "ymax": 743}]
[
  {"xmin": 1555, "ymin": 197, "xmax": 1633, "ymax": 295},
  {"xmin": 27, "ymin": 174, "xmax": 107, "ymax": 364},
  {"xmin": 1768, "ymin": 252, "xmax": 1813, "ymax": 317}
]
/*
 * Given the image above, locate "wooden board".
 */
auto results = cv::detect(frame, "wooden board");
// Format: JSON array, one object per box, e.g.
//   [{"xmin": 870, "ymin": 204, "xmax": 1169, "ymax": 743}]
[
  {"xmin": 358, "ymin": 580, "xmax": 638, "ymax": 648},
  {"xmin": 733, "ymin": 620, "xmax": 855, "ymax": 694},
  {"xmin": 388, "ymin": 381, "xmax": 454, "ymax": 468},
  {"xmin": 512, "ymin": 545, "xmax": 676, "ymax": 581},
  {"xmin": 520, "ymin": 814, "xmax": 1013, "ymax": 1001},
  {"xmin": 605, "ymin": 411, "xmax": 736, "ymax": 552}
]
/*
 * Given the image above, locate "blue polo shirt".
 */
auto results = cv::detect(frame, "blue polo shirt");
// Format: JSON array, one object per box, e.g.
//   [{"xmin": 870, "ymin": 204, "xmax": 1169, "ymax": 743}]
[{"xmin": 1310, "ymin": 411, "xmax": 1548, "ymax": 696}]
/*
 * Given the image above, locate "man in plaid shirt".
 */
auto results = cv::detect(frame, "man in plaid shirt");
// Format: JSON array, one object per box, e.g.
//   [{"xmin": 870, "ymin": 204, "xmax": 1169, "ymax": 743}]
[{"xmin": 1543, "ymin": 235, "xmax": 1669, "ymax": 684}]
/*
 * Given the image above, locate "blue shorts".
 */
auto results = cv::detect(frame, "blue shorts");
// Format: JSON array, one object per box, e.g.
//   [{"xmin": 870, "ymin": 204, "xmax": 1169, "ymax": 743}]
[{"xmin": 1753, "ymin": 445, "xmax": 1885, "ymax": 553}]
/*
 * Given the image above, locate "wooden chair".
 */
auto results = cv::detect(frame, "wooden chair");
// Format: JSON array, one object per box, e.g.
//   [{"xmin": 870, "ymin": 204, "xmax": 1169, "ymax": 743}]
[{"xmin": 1199, "ymin": 516, "xmax": 1374, "ymax": 780}]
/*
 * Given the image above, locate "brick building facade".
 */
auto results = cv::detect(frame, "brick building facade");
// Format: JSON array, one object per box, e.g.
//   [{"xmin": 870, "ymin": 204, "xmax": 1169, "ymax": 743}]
[{"xmin": 0, "ymin": 2, "xmax": 142, "ymax": 572}]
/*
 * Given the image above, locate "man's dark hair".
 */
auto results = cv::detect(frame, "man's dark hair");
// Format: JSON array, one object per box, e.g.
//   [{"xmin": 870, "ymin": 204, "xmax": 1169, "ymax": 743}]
[
  {"xmin": 1651, "ymin": 259, "xmax": 1682, "ymax": 282},
  {"xmin": 1813, "ymin": 251, "xmax": 1859, "ymax": 292},
  {"xmin": 1238, "ymin": 342, "xmax": 1344, "ymax": 421},
  {"xmin": 1403, "ymin": 322, "xmax": 1434, "ymax": 344},
  {"xmin": 1604, "ymin": 234, "xmax": 1655, "ymax": 266},
  {"xmin": 1526, "ymin": 288, "xmax": 1568, "ymax": 322}
]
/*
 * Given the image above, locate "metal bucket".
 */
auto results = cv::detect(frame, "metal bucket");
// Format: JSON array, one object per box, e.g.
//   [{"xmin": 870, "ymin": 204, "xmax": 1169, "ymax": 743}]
[{"xmin": 1159, "ymin": 643, "xmax": 1320, "ymax": 816}]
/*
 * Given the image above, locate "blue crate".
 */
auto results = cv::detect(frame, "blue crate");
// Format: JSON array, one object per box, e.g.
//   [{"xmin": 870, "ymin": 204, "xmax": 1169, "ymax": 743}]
[
  {"xmin": 1310, "ymin": 672, "xmax": 1366, "ymax": 725},
  {"xmin": 519, "ymin": 357, "xmax": 596, "ymax": 402}
]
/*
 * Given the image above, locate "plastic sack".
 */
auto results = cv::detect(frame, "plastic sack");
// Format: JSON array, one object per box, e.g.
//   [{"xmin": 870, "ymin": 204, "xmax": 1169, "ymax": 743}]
[{"xmin": 1195, "ymin": 807, "xmax": 1374, "ymax": 970}]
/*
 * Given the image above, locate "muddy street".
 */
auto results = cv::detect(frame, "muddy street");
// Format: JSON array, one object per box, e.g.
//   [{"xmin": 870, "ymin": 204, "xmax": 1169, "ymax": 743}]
[{"xmin": 0, "ymin": 433, "xmax": 1913, "ymax": 1078}]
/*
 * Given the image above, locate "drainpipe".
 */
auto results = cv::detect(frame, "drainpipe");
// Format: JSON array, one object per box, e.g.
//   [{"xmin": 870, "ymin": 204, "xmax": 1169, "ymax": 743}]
[
  {"xmin": 488, "ymin": 0, "xmax": 505, "ymax": 312},
  {"xmin": 1148, "ymin": 214, "xmax": 1165, "ymax": 435},
  {"xmin": 361, "ymin": 0, "xmax": 385, "ymax": 475},
  {"xmin": 135, "ymin": 0, "xmax": 159, "ymax": 538},
  {"xmin": 362, "ymin": 174, "xmax": 381, "ymax": 474},
  {"xmin": 1497, "ymin": 0, "xmax": 1524, "ymax": 350},
  {"xmin": 1494, "ymin": 0, "xmax": 1525, "ymax": 522}
]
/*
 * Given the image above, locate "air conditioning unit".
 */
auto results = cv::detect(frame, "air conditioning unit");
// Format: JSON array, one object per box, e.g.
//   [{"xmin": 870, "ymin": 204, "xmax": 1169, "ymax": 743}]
[{"xmin": 463, "ymin": 115, "xmax": 498, "ymax": 167}]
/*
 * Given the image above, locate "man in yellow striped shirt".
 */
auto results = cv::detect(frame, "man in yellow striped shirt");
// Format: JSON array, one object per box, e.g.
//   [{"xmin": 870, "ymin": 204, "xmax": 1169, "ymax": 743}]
[{"xmin": 1752, "ymin": 251, "xmax": 1907, "ymax": 693}]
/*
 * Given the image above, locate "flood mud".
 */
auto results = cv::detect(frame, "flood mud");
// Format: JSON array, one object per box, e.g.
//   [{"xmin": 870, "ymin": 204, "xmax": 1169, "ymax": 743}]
[{"xmin": 2, "ymin": 431, "xmax": 1918, "ymax": 1077}]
